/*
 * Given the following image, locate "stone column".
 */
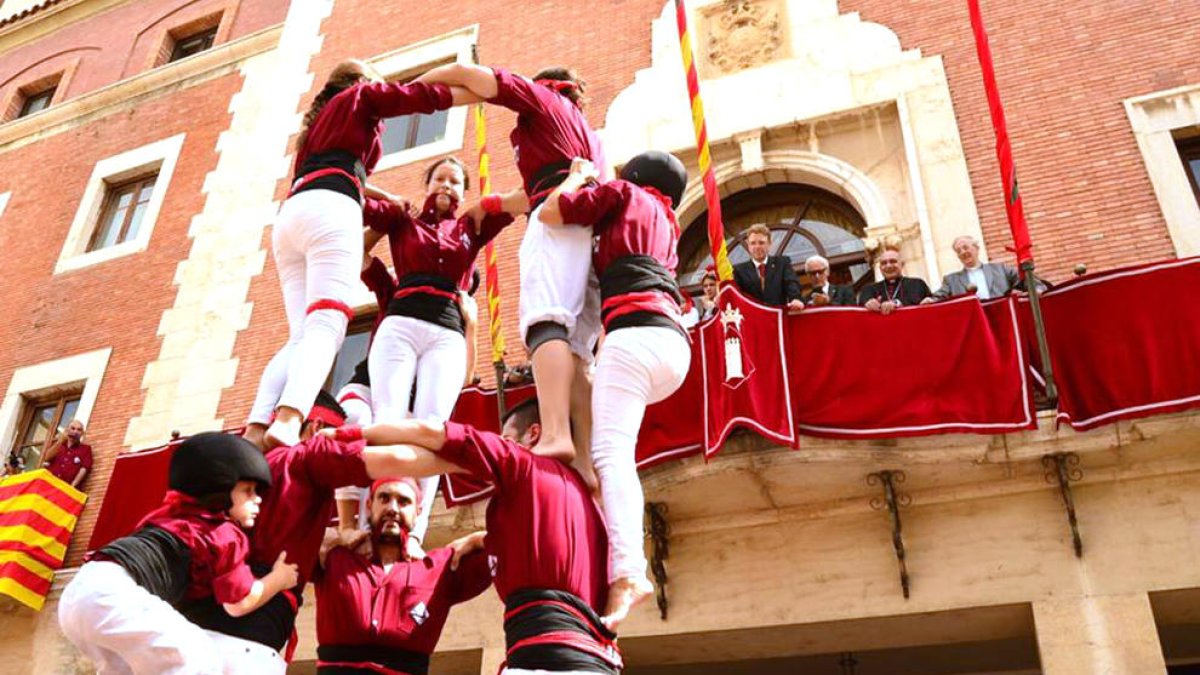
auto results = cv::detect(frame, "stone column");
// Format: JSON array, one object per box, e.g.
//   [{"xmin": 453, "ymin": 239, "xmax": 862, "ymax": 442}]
[{"xmin": 1033, "ymin": 593, "xmax": 1167, "ymax": 675}]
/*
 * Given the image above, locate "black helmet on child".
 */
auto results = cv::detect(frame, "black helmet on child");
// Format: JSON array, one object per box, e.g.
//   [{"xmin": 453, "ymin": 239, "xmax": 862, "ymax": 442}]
[
  {"xmin": 620, "ymin": 150, "xmax": 688, "ymax": 209},
  {"xmin": 169, "ymin": 432, "xmax": 271, "ymax": 509}
]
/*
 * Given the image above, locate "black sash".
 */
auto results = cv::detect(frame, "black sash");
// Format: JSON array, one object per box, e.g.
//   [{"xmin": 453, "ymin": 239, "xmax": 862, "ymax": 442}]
[
  {"xmin": 294, "ymin": 149, "xmax": 367, "ymax": 202},
  {"xmin": 93, "ymin": 525, "xmax": 191, "ymax": 604},
  {"xmin": 386, "ymin": 274, "xmax": 464, "ymax": 335},
  {"xmin": 317, "ymin": 644, "xmax": 430, "ymax": 675},
  {"xmin": 504, "ymin": 588, "xmax": 620, "ymax": 674}
]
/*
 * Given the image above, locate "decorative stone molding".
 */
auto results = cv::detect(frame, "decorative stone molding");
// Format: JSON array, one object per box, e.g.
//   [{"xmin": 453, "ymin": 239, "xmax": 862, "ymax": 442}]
[
  {"xmin": 677, "ymin": 147, "xmax": 893, "ymax": 233},
  {"xmin": 701, "ymin": 0, "xmax": 787, "ymax": 76},
  {"xmin": 1123, "ymin": 84, "xmax": 1200, "ymax": 257},
  {"xmin": 603, "ymin": 0, "xmax": 983, "ymax": 286}
]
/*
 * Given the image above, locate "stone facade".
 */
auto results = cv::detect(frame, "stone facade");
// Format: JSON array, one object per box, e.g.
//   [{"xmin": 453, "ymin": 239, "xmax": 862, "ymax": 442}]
[{"xmin": 0, "ymin": 0, "xmax": 1197, "ymax": 673}]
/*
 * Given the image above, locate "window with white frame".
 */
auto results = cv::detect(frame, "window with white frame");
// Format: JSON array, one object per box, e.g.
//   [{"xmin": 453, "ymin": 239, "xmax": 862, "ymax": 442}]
[
  {"xmin": 0, "ymin": 349, "xmax": 111, "ymax": 475},
  {"xmin": 1124, "ymin": 85, "xmax": 1200, "ymax": 258},
  {"xmin": 369, "ymin": 25, "xmax": 477, "ymax": 173},
  {"xmin": 56, "ymin": 134, "xmax": 185, "ymax": 274}
]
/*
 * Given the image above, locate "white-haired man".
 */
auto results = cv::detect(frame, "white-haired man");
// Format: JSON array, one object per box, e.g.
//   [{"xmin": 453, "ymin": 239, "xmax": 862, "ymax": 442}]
[
  {"xmin": 925, "ymin": 235, "xmax": 1041, "ymax": 302},
  {"xmin": 802, "ymin": 255, "xmax": 856, "ymax": 307}
]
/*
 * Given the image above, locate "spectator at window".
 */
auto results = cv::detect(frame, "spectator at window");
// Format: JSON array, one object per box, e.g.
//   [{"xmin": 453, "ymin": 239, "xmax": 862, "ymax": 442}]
[
  {"xmin": 925, "ymin": 235, "xmax": 1043, "ymax": 302},
  {"xmin": 858, "ymin": 248, "xmax": 931, "ymax": 314},
  {"xmin": 40, "ymin": 419, "xmax": 93, "ymax": 489},
  {"xmin": 682, "ymin": 269, "xmax": 720, "ymax": 327},
  {"xmin": 732, "ymin": 224, "xmax": 803, "ymax": 309},
  {"xmin": 802, "ymin": 255, "xmax": 856, "ymax": 306}
]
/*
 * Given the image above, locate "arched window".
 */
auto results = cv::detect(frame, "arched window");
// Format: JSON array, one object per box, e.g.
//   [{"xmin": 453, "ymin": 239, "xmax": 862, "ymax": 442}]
[{"xmin": 678, "ymin": 184, "xmax": 871, "ymax": 293}]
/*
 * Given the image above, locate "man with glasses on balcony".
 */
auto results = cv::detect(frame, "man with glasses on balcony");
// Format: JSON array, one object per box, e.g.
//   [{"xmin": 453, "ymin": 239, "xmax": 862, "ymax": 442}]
[
  {"xmin": 732, "ymin": 224, "xmax": 804, "ymax": 310},
  {"xmin": 858, "ymin": 248, "xmax": 931, "ymax": 314},
  {"xmin": 802, "ymin": 255, "xmax": 856, "ymax": 307}
]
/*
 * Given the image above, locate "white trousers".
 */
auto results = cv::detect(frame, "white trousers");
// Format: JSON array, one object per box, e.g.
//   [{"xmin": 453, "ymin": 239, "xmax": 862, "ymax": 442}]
[
  {"xmin": 518, "ymin": 205, "xmax": 601, "ymax": 362},
  {"xmin": 369, "ymin": 315, "xmax": 467, "ymax": 540},
  {"xmin": 206, "ymin": 631, "xmax": 286, "ymax": 675},
  {"xmin": 58, "ymin": 561, "xmax": 224, "ymax": 675},
  {"xmin": 592, "ymin": 327, "xmax": 690, "ymax": 581},
  {"xmin": 248, "ymin": 189, "xmax": 363, "ymax": 423}
]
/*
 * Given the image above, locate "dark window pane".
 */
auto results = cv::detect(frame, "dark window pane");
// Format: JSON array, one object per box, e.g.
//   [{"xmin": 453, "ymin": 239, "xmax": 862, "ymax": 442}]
[
  {"xmin": 89, "ymin": 175, "xmax": 158, "ymax": 252},
  {"xmin": 170, "ymin": 27, "xmax": 218, "ymax": 62},
  {"xmin": 380, "ymin": 110, "xmax": 449, "ymax": 155},
  {"xmin": 18, "ymin": 88, "xmax": 55, "ymax": 118}
]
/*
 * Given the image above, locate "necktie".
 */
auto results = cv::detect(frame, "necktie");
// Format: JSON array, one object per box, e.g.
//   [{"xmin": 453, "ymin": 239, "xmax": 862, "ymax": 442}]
[{"xmin": 758, "ymin": 263, "xmax": 766, "ymax": 291}]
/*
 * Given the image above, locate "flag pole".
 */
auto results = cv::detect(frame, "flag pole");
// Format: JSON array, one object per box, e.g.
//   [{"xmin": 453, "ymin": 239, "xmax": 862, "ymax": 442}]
[
  {"xmin": 968, "ymin": 0, "xmax": 1057, "ymax": 403},
  {"xmin": 472, "ymin": 45, "xmax": 508, "ymax": 426},
  {"xmin": 673, "ymin": 0, "xmax": 733, "ymax": 284}
]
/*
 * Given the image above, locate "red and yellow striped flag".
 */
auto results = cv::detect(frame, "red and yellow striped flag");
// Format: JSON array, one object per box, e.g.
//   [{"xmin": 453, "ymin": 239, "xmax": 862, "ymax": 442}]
[
  {"xmin": 0, "ymin": 469, "xmax": 86, "ymax": 610},
  {"xmin": 475, "ymin": 103, "xmax": 506, "ymax": 364},
  {"xmin": 674, "ymin": 0, "xmax": 733, "ymax": 283}
]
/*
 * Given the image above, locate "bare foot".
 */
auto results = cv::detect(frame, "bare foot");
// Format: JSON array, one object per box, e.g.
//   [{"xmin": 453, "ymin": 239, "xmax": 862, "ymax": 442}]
[
  {"xmin": 530, "ymin": 435, "xmax": 577, "ymax": 464},
  {"xmin": 602, "ymin": 575, "xmax": 653, "ymax": 631},
  {"xmin": 242, "ymin": 423, "xmax": 267, "ymax": 452}
]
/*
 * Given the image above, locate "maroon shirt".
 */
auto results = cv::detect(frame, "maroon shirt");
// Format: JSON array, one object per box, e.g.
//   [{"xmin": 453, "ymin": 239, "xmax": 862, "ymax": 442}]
[
  {"xmin": 487, "ymin": 68, "xmax": 607, "ymax": 193},
  {"xmin": 250, "ymin": 436, "xmax": 372, "ymax": 590},
  {"xmin": 315, "ymin": 545, "xmax": 491, "ymax": 654},
  {"xmin": 44, "ymin": 441, "xmax": 92, "ymax": 484},
  {"xmin": 140, "ymin": 499, "xmax": 257, "ymax": 605},
  {"xmin": 438, "ymin": 422, "xmax": 609, "ymax": 614},
  {"xmin": 294, "ymin": 81, "xmax": 454, "ymax": 178},
  {"xmin": 363, "ymin": 195, "xmax": 512, "ymax": 290},
  {"xmin": 556, "ymin": 179, "xmax": 680, "ymax": 275}
]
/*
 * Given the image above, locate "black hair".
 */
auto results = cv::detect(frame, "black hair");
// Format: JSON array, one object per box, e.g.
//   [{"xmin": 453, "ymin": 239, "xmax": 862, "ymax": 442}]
[
  {"xmin": 468, "ymin": 268, "xmax": 482, "ymax": 296},
  {"xmin": 312, "ymin": 389, "xmax": 347, "ymax": 420}
]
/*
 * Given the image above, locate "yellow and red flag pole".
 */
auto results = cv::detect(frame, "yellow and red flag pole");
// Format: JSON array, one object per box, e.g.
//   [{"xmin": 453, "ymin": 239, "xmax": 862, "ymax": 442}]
[
  {"xmin": 474, "ymin": 100, "xmax": 508, "ymax": 425},
  {"xmin": 674, "ymin": 0, "xmax": 733, "ymax": 284}
]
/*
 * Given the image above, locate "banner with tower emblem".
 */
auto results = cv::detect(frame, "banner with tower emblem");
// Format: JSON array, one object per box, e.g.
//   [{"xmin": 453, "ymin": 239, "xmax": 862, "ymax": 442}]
[{"xmin": 699, "ymin": 286, "xmax": 796, "ymax": 457}]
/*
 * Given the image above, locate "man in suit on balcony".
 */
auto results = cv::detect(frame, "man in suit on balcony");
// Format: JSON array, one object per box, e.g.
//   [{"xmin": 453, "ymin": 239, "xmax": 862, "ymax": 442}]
[
  {"xmin": 926, "ymin": 235, "xmax": 1042, "ymax": 302},
  {"xmin": 732, "ymin": 224, "xmax": 804, "ymax": 310}
]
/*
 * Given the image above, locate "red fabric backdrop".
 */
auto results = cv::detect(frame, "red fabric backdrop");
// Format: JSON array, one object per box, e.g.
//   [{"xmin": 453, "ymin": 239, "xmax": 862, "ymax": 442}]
[
  {"xmin": 1039, "ymin": 258, "xmax": 1200, "ymax": 430},
  {"xmin": 788, "ymin": 295, "xmax": 1035, "ymax": 438}
]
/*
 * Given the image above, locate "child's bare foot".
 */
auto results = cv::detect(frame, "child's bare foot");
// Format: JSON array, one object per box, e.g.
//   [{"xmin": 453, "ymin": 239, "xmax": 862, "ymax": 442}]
[{"xmin": 602, "ymin": 575, "xmax": 653, "ymax": 631}]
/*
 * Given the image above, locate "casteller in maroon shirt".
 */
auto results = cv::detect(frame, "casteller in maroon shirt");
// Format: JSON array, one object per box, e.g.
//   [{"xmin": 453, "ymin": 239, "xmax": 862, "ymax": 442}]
[
  {"xmin": 314, "ymin": 545, "xmax": 492, "ymax": 673},
  {"xmin": 487, "ymin": 68, "xmax": 606, "ymax": 202},
  {"xmin": 437, "ymin": 422, "xmax": 622, "ymax": 673}
]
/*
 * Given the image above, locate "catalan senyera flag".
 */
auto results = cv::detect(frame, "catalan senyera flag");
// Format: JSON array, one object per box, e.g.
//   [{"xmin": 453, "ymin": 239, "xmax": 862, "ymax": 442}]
[
  {"xmin": 674, "ymin": 0, "xmax": 733, "ymax": 283},
  {"xmin": 0, "ymin": 469, "xmax": 86, "ymax": 610},
  {"xmin": 475, "ymin": 103, "xmax": 506, "ymax": 364}
]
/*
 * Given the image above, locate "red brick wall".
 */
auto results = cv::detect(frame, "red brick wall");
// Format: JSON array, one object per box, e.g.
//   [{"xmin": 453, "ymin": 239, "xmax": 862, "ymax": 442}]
[
  {"xmin": 0, "ymin": 0, "xmax": 285, "ymax": 107},
  {"xmin": 0, "ymin": 73, "xmax": 243, "ymax": 562},
  {"xmin": 841, "ymin": 0, "xmax": 1199, "ymax": 279}
]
